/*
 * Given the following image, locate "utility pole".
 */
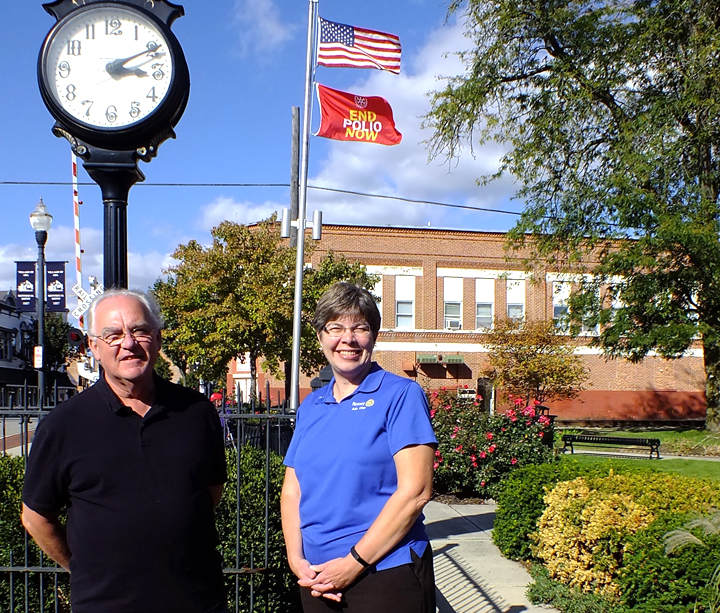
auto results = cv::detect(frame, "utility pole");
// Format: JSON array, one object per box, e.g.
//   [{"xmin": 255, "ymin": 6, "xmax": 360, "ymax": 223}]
[{"xmin": 285, "ymin": 107, "xmax": 301, "ymax": 402}]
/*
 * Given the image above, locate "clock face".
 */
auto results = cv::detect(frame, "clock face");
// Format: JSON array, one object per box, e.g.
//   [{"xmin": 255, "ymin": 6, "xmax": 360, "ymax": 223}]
[{"xmin": 43, "ymin": 5, "xmax": 175, "ymax": 130}]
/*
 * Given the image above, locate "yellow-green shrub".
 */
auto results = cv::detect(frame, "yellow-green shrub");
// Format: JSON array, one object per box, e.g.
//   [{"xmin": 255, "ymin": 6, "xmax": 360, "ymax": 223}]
[
  {"xmin": 533, "ymin": 477, "xmax": 654, "ymax": 595},
  {"xmin": 532, "ymin": 471, "xmax": 720, "ymax": 600}
]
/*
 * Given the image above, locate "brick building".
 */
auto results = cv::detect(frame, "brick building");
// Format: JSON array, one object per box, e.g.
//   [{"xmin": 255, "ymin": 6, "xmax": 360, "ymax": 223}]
[{"xmin": 230, "ymin": 224, "xmax": 706, "ymax": 423}]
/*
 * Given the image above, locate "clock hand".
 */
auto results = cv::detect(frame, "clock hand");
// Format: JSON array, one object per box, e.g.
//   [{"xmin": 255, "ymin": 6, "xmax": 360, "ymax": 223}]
[
  {"xmin": 105, "ymin": 44, "xmax": 163, "ymax": 75},
  {"xmin": 108, "ymin": 66, "xmax": 149, "ymax": 80}
]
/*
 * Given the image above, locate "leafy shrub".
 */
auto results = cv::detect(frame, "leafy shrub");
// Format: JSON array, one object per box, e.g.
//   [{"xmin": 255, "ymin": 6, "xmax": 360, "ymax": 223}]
[
  {"xmin": 493, "ymin": 459, "xmax": 633, "ymax": 560},
  {"xmin": 619, "ymin": 514, "xmax": 720, "ymax": 612},
  {"xmin": 0, "ymin": 454, "xmax": 71, "ymax": 612},
  {"xmin": 429, "ymin": 388, "xmax": 554, "ymax": 498},
  {"xmin": 532, "ymin": 472, "xmax": 720, "ymax": 606},
  {"xmin": 527, "ymin": 564, "xmax": 624, "ymax": 613},
  {"xmin": 215, "ymin": 446, "xmax": 300, "ymax": 613},
  {"xmin": 534, "ymin": 477, "xmax": 654, "ymax": 595}
]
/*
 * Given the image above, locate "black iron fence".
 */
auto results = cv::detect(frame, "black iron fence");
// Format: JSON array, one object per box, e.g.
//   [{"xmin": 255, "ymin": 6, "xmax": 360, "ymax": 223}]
[{"xmin": 0, "ymin": 396, "xmax": 297, "ymax": 613}]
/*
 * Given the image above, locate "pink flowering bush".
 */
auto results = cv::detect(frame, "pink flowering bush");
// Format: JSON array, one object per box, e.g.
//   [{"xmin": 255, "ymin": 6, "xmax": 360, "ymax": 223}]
[{"xmin": 428, "ymin": 388, "xmax": 554, "ymax": 499}]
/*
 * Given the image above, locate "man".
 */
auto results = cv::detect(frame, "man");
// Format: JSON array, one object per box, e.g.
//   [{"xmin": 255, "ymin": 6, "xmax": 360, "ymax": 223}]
[{"xmin": 22, "ymin": 289, "xmax": 228, "ymax": 613}]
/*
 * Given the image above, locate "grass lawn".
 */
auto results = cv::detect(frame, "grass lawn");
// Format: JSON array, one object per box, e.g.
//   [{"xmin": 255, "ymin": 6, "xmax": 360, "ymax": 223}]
[
  {"xmin": 556, "ymin": 426, "xmax": 720, "ymax": 456},
  {"xmin": 559, "ymin": 451, "xmax": 720, "ymax": 481}
]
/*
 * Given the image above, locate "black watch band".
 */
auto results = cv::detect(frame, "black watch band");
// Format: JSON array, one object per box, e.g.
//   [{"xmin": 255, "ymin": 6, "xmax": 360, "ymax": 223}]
[{"xmin": 350, "ymin": 545, "xmax": 371, "ymax": 569}]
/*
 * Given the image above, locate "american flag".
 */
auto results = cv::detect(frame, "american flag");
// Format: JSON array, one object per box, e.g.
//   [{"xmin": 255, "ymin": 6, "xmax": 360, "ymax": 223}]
[{"xmin": 317, "ymin": 17, "xmax": 401, "ymax": 74}]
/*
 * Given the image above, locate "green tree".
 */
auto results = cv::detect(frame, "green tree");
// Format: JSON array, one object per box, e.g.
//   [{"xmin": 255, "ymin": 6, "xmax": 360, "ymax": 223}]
[
  {"xmin": 153, "ymin": 218, "xmax": 376, "ymax": 400},
  {"xmin": 426, "ymin": 0, "xmax": 720, "ymax": 427},
  {"xmin": 42, "ymin": 313, "xmax": 76, "ymax": 372},
  {"xmin": 26, "ymin": 313, "xmax": 81, "ymax": 392},
  {"xmin": 481, "ymin": 318, "xmax": 588, "ymax": 405},
  {"xmin": 154, "ymin": 353, "xmax": 173, "ymax": 380}
]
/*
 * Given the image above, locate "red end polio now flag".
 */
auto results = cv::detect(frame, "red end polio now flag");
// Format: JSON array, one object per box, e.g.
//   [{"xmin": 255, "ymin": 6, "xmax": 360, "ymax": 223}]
[{"xmin": 315, "ymin": 84, "xmax": 402, "ymax": 146}]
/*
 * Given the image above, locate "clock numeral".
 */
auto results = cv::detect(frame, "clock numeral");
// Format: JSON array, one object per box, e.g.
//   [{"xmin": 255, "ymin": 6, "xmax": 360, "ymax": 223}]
[
  {"xmin": 146, "ymin": 41, "xmax": 161, "ymax": 55},
  {"xmin": 58, "ymin": 61, "xmax": 71, "ymax": 79},
  {"xmin": 85, "ymin": 24, "xmax": 95, "ymax": 40},
  {"xmin": 81, "ymin": 100, "xmax": 94, "ymax": 117},
  {"xmin": 146, "ymin": 87, "xmax": 158, "ymax": 102},
  {"xmin": 130, "ymin": 102, "xmax": 141, "ymax": 118},
  {"xmin": 106, "ymin": 106, "xmax": 118, "ymax": 123},
  {"xmin": 135, "ymin": 25, "xmax": 139, "ymax": 41},
  {"xmin": 152, "ymin": 63, "xmax": 165, "ymax": 81},
  {"xmin": 105, "ymin": 18, "xmax": 122, "ymax": 36},
  {"xmin": 66, "ymin": 84, "xmax": 77, "ymax": 102},
  {"xmin": 66, "ymin": 40, "xmax": 81, "ymax": 56}
]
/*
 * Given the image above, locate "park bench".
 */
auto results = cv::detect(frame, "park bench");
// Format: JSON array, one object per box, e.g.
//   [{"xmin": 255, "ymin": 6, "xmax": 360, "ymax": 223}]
[{"xmin": 562, "ymin": 434, "xmax": 661, "ymax": 459}]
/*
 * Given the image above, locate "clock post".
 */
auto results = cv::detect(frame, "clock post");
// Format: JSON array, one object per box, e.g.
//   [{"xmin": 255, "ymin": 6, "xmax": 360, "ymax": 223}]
[
  {"xmin": 38, "ymin": 0, "xmax": 190, "ymax": 289},
  {"xmin": 78, "ymin": 146, "xmax": 145, "ymax": 289}
]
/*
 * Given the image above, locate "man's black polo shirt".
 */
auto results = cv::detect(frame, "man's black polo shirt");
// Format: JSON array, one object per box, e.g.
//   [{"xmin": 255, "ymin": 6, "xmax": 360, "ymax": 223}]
[{"xmin": 23, "ymin": 374, "xmax": 228, "ymax": 613}]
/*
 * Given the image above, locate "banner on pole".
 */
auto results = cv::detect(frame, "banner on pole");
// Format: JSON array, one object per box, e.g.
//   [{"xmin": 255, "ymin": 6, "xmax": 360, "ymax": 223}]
[
  {"xmin": 46, "ymin": 262, "xmax": 67, "ymax": 312},
  {"xmin": 315, "ymin": 84, "xmax": 402, "ymax": 146},
  {"xmin": 16, "ymin": 262, "xmax": 36, "ymax": 312},
  {"xmin": 318, "ymin": 17, "xmax": 401, "ymax": 73}
]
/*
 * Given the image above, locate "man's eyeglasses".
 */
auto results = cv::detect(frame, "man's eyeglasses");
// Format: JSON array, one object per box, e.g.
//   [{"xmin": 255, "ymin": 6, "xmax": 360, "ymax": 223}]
[
  {"xmin": 92, "ymin": 328, "xmax": 156, "ymax": 347},
  {"xmin": 322, "ymin": 323, "xmax": 373, "ymax": 338}
]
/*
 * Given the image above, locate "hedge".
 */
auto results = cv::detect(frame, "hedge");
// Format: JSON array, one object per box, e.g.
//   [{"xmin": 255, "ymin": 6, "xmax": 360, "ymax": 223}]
[{"xmin": 497, "ymin": 460, "xmax": 720, "ymax": 612}]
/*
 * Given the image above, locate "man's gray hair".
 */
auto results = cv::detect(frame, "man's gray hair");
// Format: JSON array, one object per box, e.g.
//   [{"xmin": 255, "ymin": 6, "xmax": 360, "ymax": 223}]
[{"xmin": 87, "ymin": 289, "xmax": 164, "ymax": 335}]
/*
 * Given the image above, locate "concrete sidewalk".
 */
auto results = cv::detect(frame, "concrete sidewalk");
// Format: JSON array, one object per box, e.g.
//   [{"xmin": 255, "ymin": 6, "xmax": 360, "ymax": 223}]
[{"xmin": 424, "ymin": 501, "xmax": 559, "ymax": 613}]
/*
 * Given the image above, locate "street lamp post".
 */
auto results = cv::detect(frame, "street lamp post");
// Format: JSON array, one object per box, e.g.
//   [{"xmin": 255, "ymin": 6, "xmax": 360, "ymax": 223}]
[{"xmin": 30, "ymin": 199, "xmax": 52, "ymax": 407}]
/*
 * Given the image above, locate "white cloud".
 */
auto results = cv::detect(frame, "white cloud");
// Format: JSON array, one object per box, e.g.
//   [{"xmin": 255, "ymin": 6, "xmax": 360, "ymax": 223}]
[
  {"xmin": 128, "ymin": 251, "xmax": 177, "ymax": 291},
  {"xmin": 199, "ymin": 196, "xmax": 283, "ymax": 231},
  {"xmin": 306, "ymin": 18, "xmax": 521, "ymax": 231},
  {"xmin": 232, "ymin": 0, "xmax": 296, "ymax": 56}
]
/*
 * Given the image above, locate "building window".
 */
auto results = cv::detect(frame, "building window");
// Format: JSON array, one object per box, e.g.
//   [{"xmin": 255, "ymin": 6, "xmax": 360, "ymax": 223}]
[
  {"xmin": 396, "ymin": 301, "xmax": 413, "ymax": 328},
  {"xmin": 444, "ymin": 302, "xmax": 462, "ymax": 329},
  {"xmin": 506, "ymin": 279, "xmax": 525, "ymax": 320},
  {"xmin": 476, "ymin": 303, "xmax": 492, "ymax": 329},
  {"xmin": 552, "ymin": 280, "xmax": 599, "ymax": 335},
  {"xmin": 20, "ymin": 330, "xmax": 33, "ymax": 362},
  {"xmin": 0, "ymin": 329, "xmax": 13, "ymax": 362},
  {"xmin": 444, "ymin": 277, "xmax": 463, "ymax": 330},
  {"xmin": 553, "ymin": 281, "xmax": 571, "ymax": 332},
  {"xmin": 395, "ymin": 276, "xmax": 415, "ymax": 329},
  {"xmin": 475, "ymin": 278, "xmax": 494, "ymax": 329}
]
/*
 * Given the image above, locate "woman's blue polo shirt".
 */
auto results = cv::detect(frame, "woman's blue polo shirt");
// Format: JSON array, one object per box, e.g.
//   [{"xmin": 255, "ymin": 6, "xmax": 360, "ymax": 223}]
[{"xmin": 284, "ymin": 363, "xmax": 437, "ymax": 571}]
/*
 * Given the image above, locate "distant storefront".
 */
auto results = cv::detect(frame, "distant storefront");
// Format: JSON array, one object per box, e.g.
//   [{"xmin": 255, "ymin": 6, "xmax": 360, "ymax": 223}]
[{"xmin": 0, "ymin": 290, "xmax": 76, "ymax": 406}]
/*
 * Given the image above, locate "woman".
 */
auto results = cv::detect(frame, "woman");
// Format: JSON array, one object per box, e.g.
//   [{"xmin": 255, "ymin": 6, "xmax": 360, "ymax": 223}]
[{"xmin": 281, "ymin": 282, "xmax": 437, "ymax": 612}]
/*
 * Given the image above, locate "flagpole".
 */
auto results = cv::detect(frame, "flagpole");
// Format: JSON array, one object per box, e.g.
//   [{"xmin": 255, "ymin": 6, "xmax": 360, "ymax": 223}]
[{"xmin": 289, "ymin": 0, "xmax": 319, "ymax": 412}]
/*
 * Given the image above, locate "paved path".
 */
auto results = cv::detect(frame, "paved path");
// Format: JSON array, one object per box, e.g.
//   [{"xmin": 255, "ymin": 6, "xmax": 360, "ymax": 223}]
[
  {"xmin": 0, "ymin": 415, "xmax": 34, "ymax": 456},
  {"xmin": 424, "ymin": 501, "xmax": 559, "ymax": 613}
]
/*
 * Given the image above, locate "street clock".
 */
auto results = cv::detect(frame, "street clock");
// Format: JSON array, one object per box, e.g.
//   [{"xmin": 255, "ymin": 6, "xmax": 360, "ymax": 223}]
[{"xmin": 38, "ymin": 0, "xmax": 189, "ymax": 153}]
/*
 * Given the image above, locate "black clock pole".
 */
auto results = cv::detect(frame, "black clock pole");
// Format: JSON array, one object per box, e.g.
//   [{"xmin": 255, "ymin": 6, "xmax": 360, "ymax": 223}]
[
  {"xmin": 81, "ymin": 146, "xmax": 145, "ymax": 289},
  {"xmin": 39, "ymin": 0, "xmax": 189, "ymax": 291}
]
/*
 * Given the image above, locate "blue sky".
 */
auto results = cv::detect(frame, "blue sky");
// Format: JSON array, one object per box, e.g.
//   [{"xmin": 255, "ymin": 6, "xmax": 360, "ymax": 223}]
[{"xmin": 0, "ymin": 0, "xmax": 523, "ymax": 307}]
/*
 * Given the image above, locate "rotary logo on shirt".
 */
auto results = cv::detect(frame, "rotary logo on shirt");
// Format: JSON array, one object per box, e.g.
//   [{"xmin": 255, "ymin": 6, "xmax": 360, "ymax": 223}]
[{"xmin": 351, "ymin": 398, "xmax": 375, "ymax": 410}]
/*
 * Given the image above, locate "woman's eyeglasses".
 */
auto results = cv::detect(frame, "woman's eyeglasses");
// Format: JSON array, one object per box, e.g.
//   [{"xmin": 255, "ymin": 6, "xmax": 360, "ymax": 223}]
[{"xmin": 322, "ymin": 323, "xmax": 372, "ymax": 338}]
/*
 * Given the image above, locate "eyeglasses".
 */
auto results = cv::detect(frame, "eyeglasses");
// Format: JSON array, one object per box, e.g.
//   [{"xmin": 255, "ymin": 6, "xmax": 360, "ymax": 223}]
[
  {"xmin": 322, "ymin": 323, "xmax": 373, "ymax": 338},
  {"xmin": 92, "ymin": 327, "xmax": 156, "ymax": 347}
]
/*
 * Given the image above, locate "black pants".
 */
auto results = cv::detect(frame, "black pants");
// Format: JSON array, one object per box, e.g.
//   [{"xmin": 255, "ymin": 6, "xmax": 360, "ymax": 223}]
[{"xmin": 300, "ymin": 545, "xmax": 435, "ymax": 613}]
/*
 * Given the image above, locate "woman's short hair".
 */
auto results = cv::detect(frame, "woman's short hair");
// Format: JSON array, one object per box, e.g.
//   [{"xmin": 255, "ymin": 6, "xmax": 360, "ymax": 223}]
[
  {"xmin": 87, "ymin": 289, "xmax": 164, "ymax": 335},
  {"xmin": 312, "ymin": 282, "xmax": 381, "ymax": 339}
]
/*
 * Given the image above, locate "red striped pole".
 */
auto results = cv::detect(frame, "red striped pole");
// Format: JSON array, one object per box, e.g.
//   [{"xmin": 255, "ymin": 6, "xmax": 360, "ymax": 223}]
[{"xmin": 72, "ymin": 152, "xmax": 84, "ymax": 329}]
